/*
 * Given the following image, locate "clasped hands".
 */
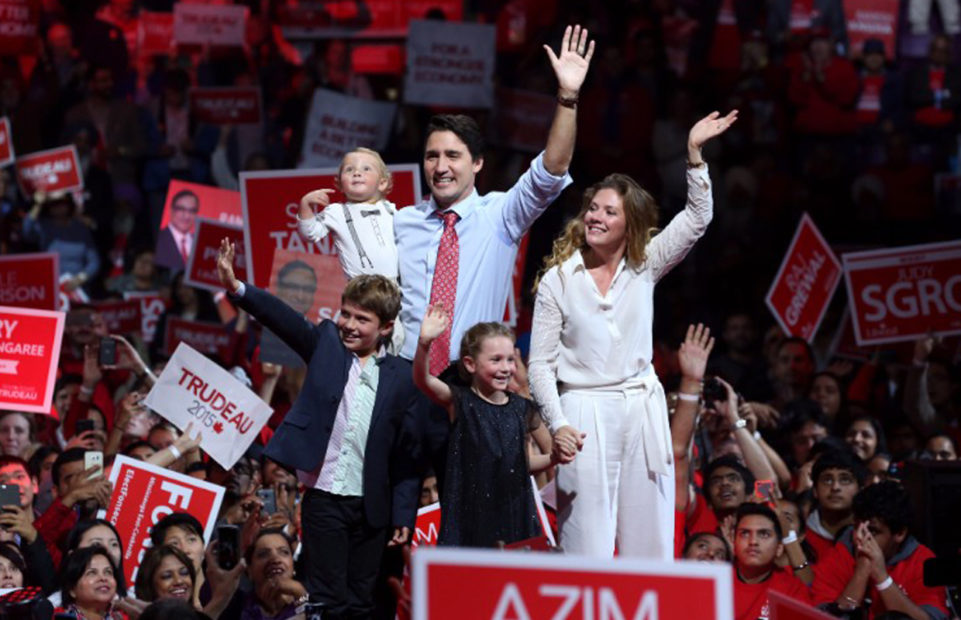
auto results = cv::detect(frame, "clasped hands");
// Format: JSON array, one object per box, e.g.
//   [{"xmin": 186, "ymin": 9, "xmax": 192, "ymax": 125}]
[{"xmin": 552, "ymin": 425, "xmax": 586, "ymax": 464}]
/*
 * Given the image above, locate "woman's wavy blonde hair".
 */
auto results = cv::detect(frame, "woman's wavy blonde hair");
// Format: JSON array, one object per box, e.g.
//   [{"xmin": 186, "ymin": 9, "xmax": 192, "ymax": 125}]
[{"xmin": 533, "ymin": 173, "xmax": 659, "ymax": 292}]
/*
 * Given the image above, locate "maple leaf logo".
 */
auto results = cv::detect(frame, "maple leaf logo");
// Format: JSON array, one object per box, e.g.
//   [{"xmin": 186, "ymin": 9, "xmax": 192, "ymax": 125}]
[{"xmin": 213, "ymin": 421, "xmax": 224, "ymax": 434}]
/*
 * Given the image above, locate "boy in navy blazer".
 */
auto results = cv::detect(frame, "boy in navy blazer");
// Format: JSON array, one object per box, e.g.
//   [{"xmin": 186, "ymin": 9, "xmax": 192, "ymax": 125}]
[{"xmin": 216, "ymin": 239, "xmax": 426, "ymax": 618}]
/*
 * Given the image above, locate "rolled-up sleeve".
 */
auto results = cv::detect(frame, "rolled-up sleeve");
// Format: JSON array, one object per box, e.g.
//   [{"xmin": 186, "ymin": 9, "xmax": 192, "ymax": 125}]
[{"xmin": 499, "ymin": 152, "xmax": 573, "ymax": 243}]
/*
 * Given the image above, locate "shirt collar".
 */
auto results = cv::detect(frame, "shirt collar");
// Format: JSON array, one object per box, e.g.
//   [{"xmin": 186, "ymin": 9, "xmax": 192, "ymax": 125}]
[
  {"xmin": 428, "ymin": 188, "xmax": 479, "ymax": 221},
  {"xmin": 568, "ymin": 250, "xmax": 628, "ymax": 279}
]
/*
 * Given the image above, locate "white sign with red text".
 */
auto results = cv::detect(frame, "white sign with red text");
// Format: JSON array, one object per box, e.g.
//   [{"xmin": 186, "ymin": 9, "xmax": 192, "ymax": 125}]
[
  {"xmin": 299, "ymin": 88, "xmax": 397, "ymax": 168},
  {"xmin": 843, "ymin": 240, "xmax": 961, "ymax": 345},
  {"xmin": 103, "ymin": 455, "xmax": 225, "ymax": 586},
  {"xmin": 404, "ymin": 19, "xmax": 496, "ymax": 108},
  {"xmin": 0, "ymin": 116, "xmax": 13, "ymax": 167},
  {"xmin": 412, "ymin": 549, "xmax": 733, "ymax": 620},
  {"xmin": 173, "ymin": 2, "xmax": 247, "ymax": 46},
  {"xmin": 145, "ymin": 342, "xmax": 272, "ymax": 469}
]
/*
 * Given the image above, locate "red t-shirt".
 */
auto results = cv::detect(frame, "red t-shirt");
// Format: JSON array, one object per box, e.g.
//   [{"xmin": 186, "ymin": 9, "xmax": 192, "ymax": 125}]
[
  {"xmin": 686, "ymin": 493, "xmax": 720, "ymax": 536},
  {"xmin": 805, "ymin": 528, "xmax": 836, "ymax": 563},
  {"xmin": 812, "ymin": 537, "xmax": 949, "ymax": 618},
  {"xmin": 733, "ymin": 566, "xmax": 813, "ymax": 620},
  {"xmin": 856, "ymin": 75, "xmax": 884, "ymax": 125}
]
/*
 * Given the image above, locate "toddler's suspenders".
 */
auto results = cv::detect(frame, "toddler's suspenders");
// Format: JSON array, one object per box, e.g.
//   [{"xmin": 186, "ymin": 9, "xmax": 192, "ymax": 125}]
[{"xmin": 343, "ymin": 206, "xmax": 375, "ymax": 269}]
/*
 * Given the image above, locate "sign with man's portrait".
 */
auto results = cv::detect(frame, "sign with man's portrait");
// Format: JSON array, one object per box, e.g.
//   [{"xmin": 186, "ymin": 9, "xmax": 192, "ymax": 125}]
[
  {"xmin": 155, "ymin": 181, "xmax": 242, "ymax": 272},
  {"xmin": 259, "ymin": 248, "xmax": 347, "ymax": 366}
]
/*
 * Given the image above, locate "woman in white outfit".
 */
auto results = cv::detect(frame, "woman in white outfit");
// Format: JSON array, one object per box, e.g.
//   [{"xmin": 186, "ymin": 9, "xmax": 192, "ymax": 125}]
[{"xmin": 528, "ymin": 110, "xmax": 738, "ymax": 559}]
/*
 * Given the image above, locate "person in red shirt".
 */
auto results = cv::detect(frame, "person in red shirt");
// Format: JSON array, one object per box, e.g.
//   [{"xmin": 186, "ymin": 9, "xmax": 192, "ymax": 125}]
[
  {"xmin": 732, "ymin": 503, "xmax": 813, "ymax": 620},
  {"xmin": 812, "ymin": 481, "xmax": 949, "ymax": 619},
  {"xmin": 806, "ymin": 449, "xmax": 865, "ymax": 560}
]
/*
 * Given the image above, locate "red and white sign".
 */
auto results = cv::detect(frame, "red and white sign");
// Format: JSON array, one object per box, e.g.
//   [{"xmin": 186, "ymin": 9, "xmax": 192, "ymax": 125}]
[
  {"xmin": 138, "ymin": 11, "xmax": 174, "ymax": 57},
  {"xmin": 0, "ymin": 306, "xmax": 64, "ymax": 414},
  {"xmin": 769, "ymin": 591, "xmax": 834, "ymax": 620},
  {"xmin": 0, "ymin": 116, "xmax": 14, "ymax": 168},
  {"xmin": 145, "ymin": 343, "xmax": 272, "ymax": 469},
  {"xmin": 844, "ymin": 0, "xmax": 898, "ymax": 60},
  {"xmin": 404, "ymin": 19, "xmax": 496, "ymax": 109},
  {"xmin": 412, "ymin": 549, "xmax": 733, "ymax": 620},
  {"xmin": 123, "ymin": 291, "xmax": 167, "ymax": 344},
  {"xmin": 765, "ymin": 214, "xmax": 841, "ymax": 342},
  {"xmin": 189, "ymin": 87, "xmax": 262, "ymax": 125},
  {"xmin": 277, "ymin": 0, "xmax": 464, "ymax": 39},
  {"xmin": 412, "ymin": 502, "xmax": 440, "ymax": 549},
  {"xmin": 0, "ymin": 252, "xmax": 59, "ymax": 311},
  {"xmin": 15, "ymin": 145, "xmax": 83, "ymax": 196},
  {"xmin": 159, "ymin": 180, "xmax": 243, "ymax": 232},
  {"xmin": 843, "ymin": 240, "xmax": 961, "ymax": 345},
  {"xmin": 103, "ymin": 455, "xmax": 225, "ymax": 586},
  {"xmin": 184, "ymin": 218, "xmax": 247, "ymax": 292},
  {"xmin": 93, "ymin": 300, "xmax": 142, "ymax": 335},
  {"xmin": 156, "ymin": 180, "xmax": 242, "ymax": 271},
  {"xmin": 0, "ymin": 0, "xmax": 41, "ymax": 55},
  {"xmin": 299, "ymin": 88, "xmax": 397, "ymax": 168},
  {"xmin": 173, "ymin": 2, "xmax": 247, "ymax": 47},
  {"xmin": 239, "ymin": 164, "xmax": 420, "ymax": 288},
  {"xmin": 164, "ymin": 316, "xmax": 231, "ymax": 361},
  {"xmin": 490, "ymin": 88, "xmax": 555, "ymax": 153}
]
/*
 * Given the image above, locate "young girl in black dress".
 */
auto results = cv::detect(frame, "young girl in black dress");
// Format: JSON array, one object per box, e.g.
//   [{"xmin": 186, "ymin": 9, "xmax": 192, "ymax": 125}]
[{"xmin": 413, "ymin": 304, "xmax": 555, "ymax": 547}]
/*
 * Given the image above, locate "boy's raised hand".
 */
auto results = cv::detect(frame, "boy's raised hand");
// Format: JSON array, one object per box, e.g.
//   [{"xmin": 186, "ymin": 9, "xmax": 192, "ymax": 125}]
[
  {"xmin": 419, "ymin": 304, "xmax": 449, "ymax": 343},
  {"xmin": 217, "ymin": 238, "xmax": 240, "ymax": 291},
  {"xmin": 299, "ymin": 188, "xmax": 335, "ymax": 220}
]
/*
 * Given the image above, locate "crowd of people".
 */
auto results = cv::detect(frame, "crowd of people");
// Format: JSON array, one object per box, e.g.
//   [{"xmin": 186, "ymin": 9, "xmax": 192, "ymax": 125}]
[{"xmin": 1, "ymin": 1, "xmax": 960, "ymax": 620}]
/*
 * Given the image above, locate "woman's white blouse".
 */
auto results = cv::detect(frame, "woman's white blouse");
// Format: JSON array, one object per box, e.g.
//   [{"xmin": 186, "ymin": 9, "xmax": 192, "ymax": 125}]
[{"xmin": 528, "ymin": 165, "xmax": 713, "ymax": 432}]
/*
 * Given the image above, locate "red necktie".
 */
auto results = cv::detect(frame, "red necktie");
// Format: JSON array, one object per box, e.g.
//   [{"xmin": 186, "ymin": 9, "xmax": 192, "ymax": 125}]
[
  {"xmin": 428, "ymin": 211, "xmax": 459, "ymax": 376},
  {"xmin": 180, "ymin": 236, "xmax": 190, "ymax": 264}
]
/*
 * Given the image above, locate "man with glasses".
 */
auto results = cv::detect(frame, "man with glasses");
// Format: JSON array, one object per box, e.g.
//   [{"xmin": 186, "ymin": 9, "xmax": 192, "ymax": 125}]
[
  {"xmin": 806, "ymin": 449, "xmax": 866, "ymax": 561},
  {"xmin": 156, "ymin": 189, "xmax": 199, "ymax": 271}
]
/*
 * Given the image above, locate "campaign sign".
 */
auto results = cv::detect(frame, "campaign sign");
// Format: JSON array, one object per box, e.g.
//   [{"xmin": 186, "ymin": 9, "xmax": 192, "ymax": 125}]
[
  {"xmin": 173, "ymin": 2, "xmax": 247, "ymax": 47},
  {"xmin": 93, "ymin": 299, "xmax": 142, "ymax": 335},
  {"xmin": 156, "ymin": 180, "xmax": 243, "ymax": 272},
  {"xmin": 138, "ymin": 11, "xmax": 174, "ymax": 57},
  {"xmin": 104, "ymin": 455, "xmax": 225, "ymax": 586},
  {"xmin": 239, "ymin": 164, "xmax": 420, "ymax": 288},
  {"xmin": 412, "ymin": 502, "xmax": 440, "ymax": 549},
  {"xmin": 765, "ymin": 214, "xmax": 841, "ymax": 342},
  {"xmin": 844, "ymin": 0, "xmax": 898, "ymax": 60},
  {"xmin": 0, "ymin": 306, "xmax": 64, "ymax": 414},
  {"xmin": 145, "ymin": 343, "xmax": 272, "ymax": 469},
  {"xmin": 769, "ymin": 591, "xmax": 835, "ymax": 620},
  {"xmin": 164, "ymin": 316, "xmax": 232, "ymax": 361},
  {"xmin": 404, "ymin": 19, "xmax": 496, "ymax": 109},
  {"xmin": 843, "ymin": 240, "xmax": 961, "ymax": 345},
  {"xmin": 259, "ymin": 249, "xmax": 347, "ymax": 366},
  {"xmin": 0, "ymin": 116, "xmax": 13, "ymax": 167},
  {"xmin": 123, "ymin": 291, "xmax": 167, "ymax": 344},
  {"xmin": 184, "ymin": 218, "xmax": 247, "ymax": 292},
  {"xmin": 412, "ymin": 549, "xmax": 733, "ymax": 620},
  {"xmin": 0, "ymin": 252, "xmax": 58, "ymax": 310},
  {"xmin": 299, "ymin": 88, "xmax": 397, "ymax": 168},
  {"xmin": 0, "ymin": 0, "xmax": 41, "ymax": 55},
  {"xmin": 15, "ymin": 145, "xmax": 83, "ymax": 195},
  {"xmin": 189, "ymin": 87, "xmax": 262, "ymax": 125}
]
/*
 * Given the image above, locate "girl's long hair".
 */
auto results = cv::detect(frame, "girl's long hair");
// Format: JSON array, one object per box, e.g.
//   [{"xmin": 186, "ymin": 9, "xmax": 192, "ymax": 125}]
[{"xmin": 533, "ymin": 173, "xmax": 659, "ymax": 292}]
